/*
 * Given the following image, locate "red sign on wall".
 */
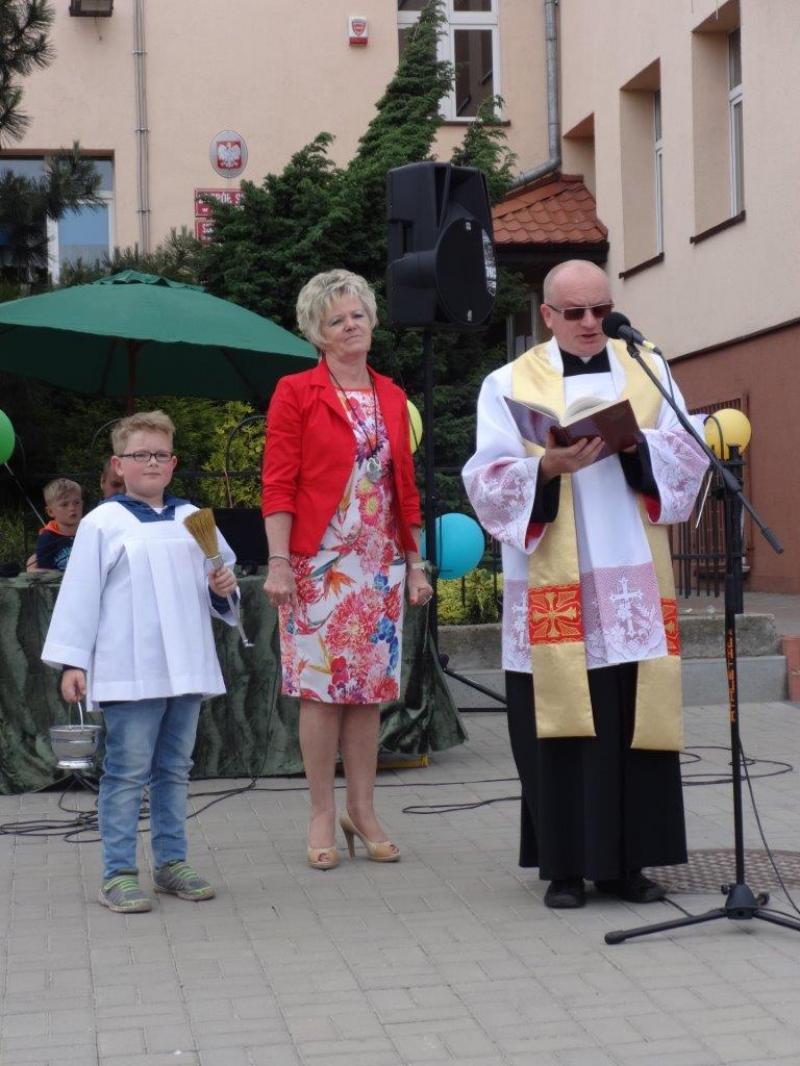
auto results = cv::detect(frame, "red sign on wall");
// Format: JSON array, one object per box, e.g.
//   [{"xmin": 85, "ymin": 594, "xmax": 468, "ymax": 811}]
[
  {"xmin": 194, "ymin": 219, "xmax": 216, "ymax": 242},
  {"xmin": 194, "ymin": 187, "xmax": 243, "ymax": 243},
  {"xmin": 349, "ymin": 16, "xmax": 368, "ymax": 45},
  {"xmin": 194, "ymin": 188, "xmax": 243, "ymax": 217}
]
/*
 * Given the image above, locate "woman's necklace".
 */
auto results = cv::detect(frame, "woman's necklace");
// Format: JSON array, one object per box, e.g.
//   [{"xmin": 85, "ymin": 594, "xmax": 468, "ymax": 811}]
[{"xmin": 327, "ymin": 364, "xmax": 384, "ymax": 483}]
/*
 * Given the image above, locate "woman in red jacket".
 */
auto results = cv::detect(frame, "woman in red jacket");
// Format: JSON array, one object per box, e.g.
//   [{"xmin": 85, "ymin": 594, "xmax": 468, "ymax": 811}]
[{"xmin": 262, "ymin": 270, "xmax": 432, "ymax": 871}]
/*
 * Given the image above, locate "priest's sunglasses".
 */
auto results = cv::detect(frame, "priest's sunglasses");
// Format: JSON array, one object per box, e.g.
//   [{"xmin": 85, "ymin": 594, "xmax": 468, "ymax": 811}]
[
  {"xmin": 545, "ymin": 302, "xmax": 613, "ymax": 322},
  {"xmin": 117, "ymin": 450, "xmax": 175, "ymax": 464}
]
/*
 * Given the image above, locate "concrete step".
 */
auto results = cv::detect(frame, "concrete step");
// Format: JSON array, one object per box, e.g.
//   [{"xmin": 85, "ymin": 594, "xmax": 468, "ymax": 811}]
[
  {"xmin": 439, "ymin": 615, "xmax": 789, "ymax": 710},
  {"xmin": 442, "ymin": 658, "xmax": 788, "ymax": 711},
  {"xmin": 439, "ymin": 614, "xmax": 782, "ymax": 669}
]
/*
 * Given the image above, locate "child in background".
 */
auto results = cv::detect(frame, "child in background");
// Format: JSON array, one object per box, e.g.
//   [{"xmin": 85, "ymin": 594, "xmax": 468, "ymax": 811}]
[
  {"xmin": 35, "ymin": 478, "xmax": 83, "ymax": 570},
  {"xmin": 42, "ymin": 410, "xmax": 239, "ymax": 914}
]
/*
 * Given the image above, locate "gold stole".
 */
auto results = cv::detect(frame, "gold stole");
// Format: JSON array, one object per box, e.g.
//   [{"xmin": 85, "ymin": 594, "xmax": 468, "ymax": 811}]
[{"xmin": 513, "ymin": 340, "xmax": 683, "ymax": 752}]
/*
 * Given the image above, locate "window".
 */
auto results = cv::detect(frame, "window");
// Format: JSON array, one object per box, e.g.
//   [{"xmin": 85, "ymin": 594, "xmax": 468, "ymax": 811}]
[
  {"xmin": 691, "ymin": 1, "xmax": 743, "ymax": 236},
  {"xmin": 506, "ymin": 291, "xmax": 543, "ymax": 360},
  {"xmin": 563, "ymin": 113, "xmax": 596, "ymax": 197},
  {"xmin": 0, "ymin": 156, "xmax": 113, "ymax": 281},
  {"xmin": 619, "ymin": 61, "xmax": 662, "ymax": 272},
  {"xmin": 654, "ymin": 90, "xmax": 664, "ymax": 255},
  {"xmin": 728, "ymin": 28, "xmax": 744, "ymax": 214},
  {"xmin": 397, "ymin": 0, "xmax": 499, "ymax": 120}
]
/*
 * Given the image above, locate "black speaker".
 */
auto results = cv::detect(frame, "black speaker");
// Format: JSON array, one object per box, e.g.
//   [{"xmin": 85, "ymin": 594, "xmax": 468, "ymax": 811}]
[{"xmin": 386, "ymin": 161, "xmax": 497, "ymax": 330}]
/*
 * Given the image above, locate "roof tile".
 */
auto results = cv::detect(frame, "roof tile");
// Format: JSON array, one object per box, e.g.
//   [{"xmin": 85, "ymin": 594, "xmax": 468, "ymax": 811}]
[{"xmin": 492, "ymin": 173, "xmax": 608, "ymax": 246}]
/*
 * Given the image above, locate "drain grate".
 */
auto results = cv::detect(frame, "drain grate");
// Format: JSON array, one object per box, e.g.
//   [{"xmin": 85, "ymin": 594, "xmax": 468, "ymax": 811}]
[{"xmin": 647, "ymin": 849, "xmax": 800, "ymax": 892}]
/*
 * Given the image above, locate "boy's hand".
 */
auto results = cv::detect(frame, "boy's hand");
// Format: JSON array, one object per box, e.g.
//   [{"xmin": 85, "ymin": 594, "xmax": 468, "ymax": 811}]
[
  {"xmin": 61, "ymin": 668, "xmax": 87, "ymax": 703},
  {"xmin": 209, "ymin": 565, "xmax": 238, "ymax": 598}
]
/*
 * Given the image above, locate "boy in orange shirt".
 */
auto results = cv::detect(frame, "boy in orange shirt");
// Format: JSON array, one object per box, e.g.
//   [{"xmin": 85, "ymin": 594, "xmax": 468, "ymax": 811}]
[{"xmin": 35, "ymin": 478, "xmax": 83, "ymax": 571}]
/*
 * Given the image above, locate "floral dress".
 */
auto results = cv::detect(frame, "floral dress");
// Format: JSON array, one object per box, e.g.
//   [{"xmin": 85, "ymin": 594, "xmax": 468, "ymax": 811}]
[{"xmin": 278, "ymin": 389, "xmax": 406, "ymax": 704}]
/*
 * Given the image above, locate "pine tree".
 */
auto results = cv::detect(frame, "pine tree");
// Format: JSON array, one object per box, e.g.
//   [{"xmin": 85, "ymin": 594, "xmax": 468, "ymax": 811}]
[
  {"xmin": 310, "ymin": 0, "xmax": 452, "ymax": 281},
  {"xmin": 199, "ymin": 0, "xmax": 528, "ymax": 506},
  {"xmin": 0, "ymin": 5, "xmax": 103, "ymax": 285},
  {"xmin": 200, "ymin": 133, "xmax": 343, "ymax": 328},
  {"xmin": 0, "ymin": 0, "xmax": 54, "ymax": 145}
]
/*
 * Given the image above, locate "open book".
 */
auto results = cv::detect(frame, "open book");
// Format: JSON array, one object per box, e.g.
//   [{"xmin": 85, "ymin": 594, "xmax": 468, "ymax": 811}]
[{"xmin": 503, "ymin": 394, "xmax": 642, "ymax": 459}]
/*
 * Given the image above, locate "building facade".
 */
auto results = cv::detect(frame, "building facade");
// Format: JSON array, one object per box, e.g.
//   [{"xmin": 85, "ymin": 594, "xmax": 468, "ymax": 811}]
[
  {"xmin": 1, "ymin": 0, "xmax": 548, "ymax": 277},
  {"xmin": 558, "ymin": 0, "xmax": 800, "ymax": 592}
]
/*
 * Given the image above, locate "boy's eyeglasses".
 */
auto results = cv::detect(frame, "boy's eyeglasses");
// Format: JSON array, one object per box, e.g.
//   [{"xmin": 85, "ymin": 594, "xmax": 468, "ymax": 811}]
[
  {"xmin": 118, "ymin": 451, "xmax": 174, "ymax": 464},
  {"xmin": 545, "ymin": 302, "xmax": 613, "ymax": 322}
]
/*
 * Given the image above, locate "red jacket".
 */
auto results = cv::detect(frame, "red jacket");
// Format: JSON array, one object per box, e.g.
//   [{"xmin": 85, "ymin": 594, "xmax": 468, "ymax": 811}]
[{"xmin": 261, "ymin": 360, "xmax": 422, "ymax": 555}]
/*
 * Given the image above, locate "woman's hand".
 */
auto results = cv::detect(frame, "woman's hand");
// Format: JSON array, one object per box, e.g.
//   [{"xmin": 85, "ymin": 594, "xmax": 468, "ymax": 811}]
[
  {"xmin": 263, "ymin": 557, "xmax": 297, "ymax": 611},
  {"xmin": 539, "ymin": 429, "xmax": 604, "ymax": 482},
  {"xmin": 407, "ymin": 566, "xmax": 433, "ymax": 607},
  {"xmin": 209, "ymin": 565, "xmax": 238, "ymax": 598},
  {"xmin": 61, "ymin": 668, "xmax": 87, "ymax": 703}
]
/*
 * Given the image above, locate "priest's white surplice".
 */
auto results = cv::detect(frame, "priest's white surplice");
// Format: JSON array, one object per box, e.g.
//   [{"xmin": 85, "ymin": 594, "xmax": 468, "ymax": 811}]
[{"xmin": 462, "ymin": 339, "xmax": 709, "ymax": 673}]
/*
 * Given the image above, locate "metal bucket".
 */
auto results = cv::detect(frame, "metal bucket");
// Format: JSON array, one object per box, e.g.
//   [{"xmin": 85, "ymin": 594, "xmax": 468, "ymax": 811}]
[{"xmin": 49, "ymin": 702, "xmax": 101, "ymax": 770}]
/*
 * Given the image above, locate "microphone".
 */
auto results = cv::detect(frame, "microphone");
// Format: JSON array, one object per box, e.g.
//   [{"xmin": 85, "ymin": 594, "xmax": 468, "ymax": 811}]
[{"xmin": 602, "ymin": 311, "xmax": 662, "ymax": 355}]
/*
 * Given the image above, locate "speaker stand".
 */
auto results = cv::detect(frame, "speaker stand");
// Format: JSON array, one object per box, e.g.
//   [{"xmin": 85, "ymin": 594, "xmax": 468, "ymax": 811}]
[{"xmin": 419, "ymin": 329, "xmax": 506, "ymax": 709}]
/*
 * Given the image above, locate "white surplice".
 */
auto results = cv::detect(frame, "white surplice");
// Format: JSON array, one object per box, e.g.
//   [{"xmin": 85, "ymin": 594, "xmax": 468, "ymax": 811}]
[
  {"xmin": 462, "ymin": 339, "xmax": 709, "ymax": 673},
  {"xmin": 42, "ymin": 501, "xmax": 237, "ymax": 707}
]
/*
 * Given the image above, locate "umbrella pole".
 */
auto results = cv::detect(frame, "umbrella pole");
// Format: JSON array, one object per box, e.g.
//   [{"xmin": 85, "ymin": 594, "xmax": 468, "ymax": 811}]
[
  {"xmin": 127, "ymin": 340, "xmax": 139, "ymax": 414},
  {"xmin": 3, "ymin": 461, "xmax": 46, "ymax": 526}
]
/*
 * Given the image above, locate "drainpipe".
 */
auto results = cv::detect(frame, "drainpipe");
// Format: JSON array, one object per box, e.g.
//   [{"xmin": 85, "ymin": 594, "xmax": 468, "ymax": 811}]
[
  {"xmin": 509, "ymin": 0, "xmax": 561, "ymax": 189},
  {"xmin": 133, "ymin": 0, "xmax": 151, "ymax": 253}
]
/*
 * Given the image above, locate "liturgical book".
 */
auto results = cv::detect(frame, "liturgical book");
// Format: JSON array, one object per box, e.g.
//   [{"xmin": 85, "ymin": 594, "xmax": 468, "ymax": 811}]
[{"xmin": 503, "ymin": 394, "xmax": 642, "ymax": 458}]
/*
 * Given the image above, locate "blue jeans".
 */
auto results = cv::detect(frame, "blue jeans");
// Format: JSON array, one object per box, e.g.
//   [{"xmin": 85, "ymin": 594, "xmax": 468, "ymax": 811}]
[{"xmin": 98, "ymin": 695, "xmax": 202, "ymax": 881}]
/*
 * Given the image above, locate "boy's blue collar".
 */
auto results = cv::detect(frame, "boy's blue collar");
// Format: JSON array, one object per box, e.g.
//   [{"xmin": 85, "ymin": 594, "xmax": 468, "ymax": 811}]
[{"xmin": 103, "ymin": 493, "xmax": 190, "ymax": 522}]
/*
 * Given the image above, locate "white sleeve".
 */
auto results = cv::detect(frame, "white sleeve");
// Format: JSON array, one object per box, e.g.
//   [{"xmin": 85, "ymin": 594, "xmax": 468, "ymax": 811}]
[
  {"xmin": 462, "ymin": 367, "xmax": 546, "ymax": 554},
  {"xmin": 641, "ymin": 358, "xmax": 711, "ymax": 525},
  {"xmin": 41, "ymin": 517, "xmax": 106, "ymax": 670}
]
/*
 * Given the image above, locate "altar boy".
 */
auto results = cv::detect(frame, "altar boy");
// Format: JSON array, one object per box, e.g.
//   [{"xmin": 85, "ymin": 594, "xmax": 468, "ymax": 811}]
[{"xmin": 43, "ymin": 410, "xmax": 239, "ymax": 914}]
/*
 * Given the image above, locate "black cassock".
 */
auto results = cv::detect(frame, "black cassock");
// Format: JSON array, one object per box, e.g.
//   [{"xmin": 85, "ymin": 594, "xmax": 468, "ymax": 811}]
[{"xmin": 507, "ymin": 350, "xmax": 687, "ymax": 882}]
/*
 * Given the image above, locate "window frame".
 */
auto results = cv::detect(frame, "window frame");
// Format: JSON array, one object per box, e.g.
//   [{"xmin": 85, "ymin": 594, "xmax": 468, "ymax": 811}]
[
  {"xmin": 47, "ymin": 190, "xmax": 114, "ymax": 284},
  {"xmin": 0, "ymin": 155, "xmax": 114, "ymax": 281},
  {"xmin": 728, "ymin": 28, "xmax": 744, "ymax": 215},
  {"xmin": 505, "ymin": 289, "xmax": 542, "ymax": 361},
  {"xmin": 397, "ymin": 0, "xmax": 502, "ymax": 122},
  {"xmin": 654, "ymin": 89, "xmax": 664, "ymax": 255}
]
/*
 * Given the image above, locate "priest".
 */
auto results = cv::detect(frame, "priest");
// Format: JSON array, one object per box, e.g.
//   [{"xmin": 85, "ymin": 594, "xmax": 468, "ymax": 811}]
[{"xmin": 463, "ymin": 259, "xmax": 709, "ymax": 908}]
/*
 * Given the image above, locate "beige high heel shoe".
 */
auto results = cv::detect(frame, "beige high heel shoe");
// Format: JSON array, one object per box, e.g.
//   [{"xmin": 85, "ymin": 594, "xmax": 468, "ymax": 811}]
[
  {"xmin": 307, "ymin": 845, "xmax": 339, "ymax": 871},
  {"xmin": 340, "ymin": 812, "xmax": 400, "ymax": 862}
]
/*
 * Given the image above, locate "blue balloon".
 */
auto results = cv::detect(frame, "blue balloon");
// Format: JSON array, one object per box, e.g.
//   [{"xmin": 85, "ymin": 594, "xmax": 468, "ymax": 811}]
[{"xmin": 420, "ymin": 512, "xmax": 485, "ymax": 580}]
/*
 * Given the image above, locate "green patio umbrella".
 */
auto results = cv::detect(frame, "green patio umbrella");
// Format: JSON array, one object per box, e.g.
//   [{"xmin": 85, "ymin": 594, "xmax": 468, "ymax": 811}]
[{"xmin": 0, "ymin": 270, "xmax": 316, "ymax": 409}]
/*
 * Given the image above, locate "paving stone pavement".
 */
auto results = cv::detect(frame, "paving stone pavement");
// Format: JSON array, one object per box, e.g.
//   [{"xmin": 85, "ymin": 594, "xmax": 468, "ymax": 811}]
[{"xmin": 2, "ymin": 701, "xmax": 800, "ymax": 1066}]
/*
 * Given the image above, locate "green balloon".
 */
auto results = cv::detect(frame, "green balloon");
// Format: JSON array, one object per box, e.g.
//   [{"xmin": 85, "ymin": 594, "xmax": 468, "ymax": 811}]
[{"xmin": 0, "ymin": 409, "xmax": 15, "ymax": 464}]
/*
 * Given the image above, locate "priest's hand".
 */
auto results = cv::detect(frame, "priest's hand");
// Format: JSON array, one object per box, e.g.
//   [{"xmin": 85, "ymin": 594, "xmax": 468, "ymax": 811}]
[
  {"xmin": 61, "ymin": 668, "xmax": 87, "ymax": 703},
  {"xmin": 539, "ymin": 430, "xmax": 604, "ymax": 481}
]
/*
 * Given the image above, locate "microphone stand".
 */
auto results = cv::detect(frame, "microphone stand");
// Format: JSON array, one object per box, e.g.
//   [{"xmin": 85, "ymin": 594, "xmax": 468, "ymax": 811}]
[{"xmin": 605, "ymin": 340, "xmax": 799, "ymax": 945}]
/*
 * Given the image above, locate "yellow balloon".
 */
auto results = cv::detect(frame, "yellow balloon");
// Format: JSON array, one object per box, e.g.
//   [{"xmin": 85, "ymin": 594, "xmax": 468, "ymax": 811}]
[
  {"xmin": 704, "ymin": 408, "xmax": 751, "ymax": 459},
  {"xmin": 408, "ymin": 400, "xmax": 423, "ymax": 454}
]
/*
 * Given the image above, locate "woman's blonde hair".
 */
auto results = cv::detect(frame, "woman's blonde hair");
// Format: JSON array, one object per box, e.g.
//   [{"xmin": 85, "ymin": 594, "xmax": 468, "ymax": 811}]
[
  {"xmin": 296, "ymin": 269, "xmax": 378, "ymax": 350},
  {"xmin": 111, "ymin": 410, "xmax": 176, "ymax": 455}
]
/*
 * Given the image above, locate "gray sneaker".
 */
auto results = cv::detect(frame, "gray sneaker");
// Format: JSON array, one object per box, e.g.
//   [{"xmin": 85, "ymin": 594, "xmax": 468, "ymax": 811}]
[
  {"xmin": 154, "ymin": 860, "xmax": 215, "ymax": 901},
  {"xmin": 98, "ymin": 871, "xmax": 152, "ymax": 913}
]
